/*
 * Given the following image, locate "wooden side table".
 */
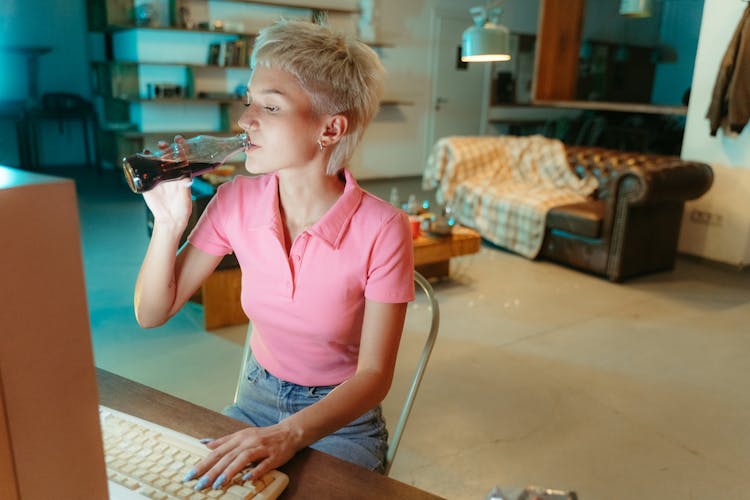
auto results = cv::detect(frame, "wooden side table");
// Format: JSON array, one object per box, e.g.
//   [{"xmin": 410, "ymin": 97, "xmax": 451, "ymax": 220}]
[
  {"xmin": 194, "ymin": 225, "xmax": 482, "ymax": 330},
  {"xmin": 195, "ymin": 267, "xmax": 247, "ymax": 330},
  {"xmin": 413, "ymin": 225, "xmax": 482, "ymax": 280}
]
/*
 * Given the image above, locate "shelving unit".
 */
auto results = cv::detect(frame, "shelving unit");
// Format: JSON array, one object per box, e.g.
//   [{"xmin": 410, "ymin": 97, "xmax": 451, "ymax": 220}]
[
  {"xmin": 86, "ymin": 0, "xmax": 407, "ymax": 168},
  {"xmin": 480, "ymin": 5, "xmax": 689, "ymax": 146}
]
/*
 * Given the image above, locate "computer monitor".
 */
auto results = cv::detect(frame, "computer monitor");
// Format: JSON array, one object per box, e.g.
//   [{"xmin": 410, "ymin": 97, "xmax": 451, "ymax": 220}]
[{"xmin": 0, "ymin": 166, "xmax": 109, "ymax": 499}]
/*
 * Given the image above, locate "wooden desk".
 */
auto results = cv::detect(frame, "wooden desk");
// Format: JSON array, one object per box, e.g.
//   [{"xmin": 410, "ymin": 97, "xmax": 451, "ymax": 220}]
[{"xmin": 97, "ymin": 369, "xmax": 442, "ymax": 500}]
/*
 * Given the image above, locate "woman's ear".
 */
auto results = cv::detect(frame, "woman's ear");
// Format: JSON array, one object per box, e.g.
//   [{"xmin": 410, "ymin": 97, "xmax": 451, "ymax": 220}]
[{"xmin": 320, "ymin": 114, "xmax": 348, "ymax": 148}]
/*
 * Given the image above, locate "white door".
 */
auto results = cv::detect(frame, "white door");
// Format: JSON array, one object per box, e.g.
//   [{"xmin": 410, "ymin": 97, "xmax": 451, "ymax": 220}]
[{"xmin": 427, "ymin": 10, "xmax": 488, "ymax": 150}]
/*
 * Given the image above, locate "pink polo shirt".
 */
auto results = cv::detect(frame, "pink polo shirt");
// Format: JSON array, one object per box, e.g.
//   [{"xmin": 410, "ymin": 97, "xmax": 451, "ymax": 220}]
[{"xmin": 188, "ymin": 169, "xmax": 415, "ymax": 386}]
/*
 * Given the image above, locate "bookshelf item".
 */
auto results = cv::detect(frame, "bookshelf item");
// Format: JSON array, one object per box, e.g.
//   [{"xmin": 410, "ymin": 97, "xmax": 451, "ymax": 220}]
[{"xmin": 207, "ymin": 43, "xmax": 220, "ymax": 65}]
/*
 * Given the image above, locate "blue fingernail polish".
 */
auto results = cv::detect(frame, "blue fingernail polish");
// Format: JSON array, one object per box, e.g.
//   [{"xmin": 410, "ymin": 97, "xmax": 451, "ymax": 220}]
[
  {"xmin": 194, "ymin": 475, "xmax": 210, "ymax": 490},
  {"xmin": 242, "ymin": 471, "xmax": 253, "ymax": 481},
  {"xmin": 199, "ymin": 438, "xmax": 214, "ymax": 444},
  {"xmin": 182, "ymin": 469, "xmax": 196, "ymax": 482},
  {"xmin": 212, "ymin": 474, "xmax": 227, "ymax": 490}
]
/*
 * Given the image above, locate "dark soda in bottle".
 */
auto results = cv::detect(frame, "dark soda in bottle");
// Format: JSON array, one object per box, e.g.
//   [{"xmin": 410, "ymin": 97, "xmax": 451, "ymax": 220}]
[
  {"xmin": 122, "ymin": 156, "xmax": 219, "ymax": 193},
  {"xmin": 122, "ymin": 133, "xmax": 248, "ymax": 193}
]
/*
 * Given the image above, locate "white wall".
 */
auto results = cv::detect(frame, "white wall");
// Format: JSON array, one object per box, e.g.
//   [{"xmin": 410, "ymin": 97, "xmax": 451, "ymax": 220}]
[
  {"xmin": 353, "ymin": 0, "xmax": 540, "ymax": 179},
  {"xmin": 350, "ymin": 0, "xmax": 440, "ymax": 179},
  {"xmin": 677, "ymin": 0, "xmax": 750, "ymax": 267}
]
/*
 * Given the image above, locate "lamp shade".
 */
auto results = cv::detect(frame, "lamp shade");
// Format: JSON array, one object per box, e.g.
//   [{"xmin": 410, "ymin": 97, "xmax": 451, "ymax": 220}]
[{"xmin": 461, "ymin": 22, "xmax": 511, "ymax": 62}]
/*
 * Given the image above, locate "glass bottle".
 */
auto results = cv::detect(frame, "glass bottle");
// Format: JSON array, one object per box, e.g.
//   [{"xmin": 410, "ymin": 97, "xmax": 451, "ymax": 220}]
[
  {"xmin": 389, "ymin": 187, "xmax": 401, "ymax": 208},
  {"xmin": 122, "ymin": 133, "xmax": 249, "ymax": 193},
  {"xmin": 406, "ymin": 194, "xmax": 420, "ymax": 215}
]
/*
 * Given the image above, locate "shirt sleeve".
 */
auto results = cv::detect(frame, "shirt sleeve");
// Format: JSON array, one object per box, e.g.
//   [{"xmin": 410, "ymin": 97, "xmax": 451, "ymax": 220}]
[
  {"xmin": 187, "ymin": 183, "xmax": 233, "ymax": 256},
  {"xmin": 364, "ymin": 210, "xmax": 415, "ymax": 303}
]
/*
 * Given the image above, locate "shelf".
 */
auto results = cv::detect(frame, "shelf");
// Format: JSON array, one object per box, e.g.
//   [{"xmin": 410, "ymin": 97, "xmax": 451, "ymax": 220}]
[
  {"xmin": 128, "ymin": 97, "xmax": 244, "ymax": 104},
  {"xmin": 381, "ymin": 100, "xmax": 414, "ymax": 107},
  {"xmin": 216, "ymin": 0, "xmax": 360, "ymax": 14},
  {"xmin": 111, "ymin": 96, "xmax": 409, "ymax": 107},
  {"xmin": 488, "ymin": 118, "xmax": 547, "ymax": 126},
  {"xmin": 367, "ymin": 41, "xmax": 395, "ymax": 49},
  {"xmin": 97, "ymin": 25, "xmax": 386, "ymax": 49},
  {"xmin": 124, "ymin": 97, "xmax": 411, "ymax": 106},
  {"xmin": 117, "ymin": 129, "xmax": 241, "ymax": 139},
  {"xmin": 531, "ymin": 100, "xmax": 688, "ymax": 116},
  {"xmin": 102, "ymin": 24, "xmax": 252, "ymax": 37},
  {"xmin": 92, "ymin": 60, "xmax": 251, "ymax": 70}
]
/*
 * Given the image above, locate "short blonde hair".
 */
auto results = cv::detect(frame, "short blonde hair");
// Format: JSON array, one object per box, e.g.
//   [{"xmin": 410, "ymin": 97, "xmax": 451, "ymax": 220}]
[{"xmin": 250, "ymin": 20, "xmax": 385, "ymax": 175}]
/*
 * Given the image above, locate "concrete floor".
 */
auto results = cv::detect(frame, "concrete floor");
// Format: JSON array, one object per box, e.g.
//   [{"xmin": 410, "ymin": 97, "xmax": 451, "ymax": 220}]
[{"xmin": 68, "ymin": 166, "xmax": 750, "ymax": 500}]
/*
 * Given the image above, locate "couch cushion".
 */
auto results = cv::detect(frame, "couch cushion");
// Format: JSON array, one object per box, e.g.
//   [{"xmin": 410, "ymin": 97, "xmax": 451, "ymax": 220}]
[{"xmin": 546, "ymin": 200, "xmax": 605, "ymax": 239}]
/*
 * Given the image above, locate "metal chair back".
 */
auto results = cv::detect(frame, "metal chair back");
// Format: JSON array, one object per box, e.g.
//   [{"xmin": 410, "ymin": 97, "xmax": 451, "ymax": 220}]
[{"xmin": 384, "ymin": 270, "xmax": 439, "ymax": 475}]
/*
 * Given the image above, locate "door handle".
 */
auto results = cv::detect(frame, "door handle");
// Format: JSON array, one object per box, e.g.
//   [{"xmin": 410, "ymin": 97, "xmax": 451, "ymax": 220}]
[{"xmin": 435, "ymin": 97, "xmax": 448, "ymax": 111}]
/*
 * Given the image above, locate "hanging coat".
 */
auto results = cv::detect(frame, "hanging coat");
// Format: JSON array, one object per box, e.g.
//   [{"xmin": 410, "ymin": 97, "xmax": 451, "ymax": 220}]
[{"xmin": 706, "ymin": 5, "xmax": 750, "ymax": 136}]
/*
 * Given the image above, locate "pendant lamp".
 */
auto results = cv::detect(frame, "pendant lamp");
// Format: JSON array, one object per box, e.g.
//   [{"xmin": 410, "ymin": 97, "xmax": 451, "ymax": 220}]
[
  {"xmin": 461, "ymin": 4, "xmax": 511, "ymax": 62},
  {"xmin": 619, "ymin": 0, "xmax": 653, "ymax": 17}
]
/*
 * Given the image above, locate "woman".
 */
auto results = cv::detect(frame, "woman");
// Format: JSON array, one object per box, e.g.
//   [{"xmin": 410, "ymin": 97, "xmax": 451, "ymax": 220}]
[{"xmin": 134, "ymin": 19, "xmax": 415, "ymax": 491}]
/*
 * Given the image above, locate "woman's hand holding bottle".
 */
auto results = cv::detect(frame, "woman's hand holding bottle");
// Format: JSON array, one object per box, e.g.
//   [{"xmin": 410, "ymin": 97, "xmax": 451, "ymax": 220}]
[{"xmin": 141, "ymin": 136, "xmax": 193, "ymax": 232}]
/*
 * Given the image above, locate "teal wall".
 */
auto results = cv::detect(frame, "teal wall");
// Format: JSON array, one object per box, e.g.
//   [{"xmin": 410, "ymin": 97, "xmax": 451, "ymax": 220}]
[{"xmin": 1, "ymin": 0, "xmax": 91, "ymax": 167}]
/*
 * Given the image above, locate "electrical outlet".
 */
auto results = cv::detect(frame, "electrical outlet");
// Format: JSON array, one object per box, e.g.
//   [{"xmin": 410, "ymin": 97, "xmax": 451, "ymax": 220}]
[{"xmin": 690, "ymin": 209, "xmax": 723, "ymax": 226}]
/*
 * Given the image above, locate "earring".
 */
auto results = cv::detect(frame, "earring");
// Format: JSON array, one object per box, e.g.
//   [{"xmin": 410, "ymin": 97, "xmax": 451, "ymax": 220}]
[{"xmin": 317, "ymin": 140, "xmax": 325, "ymax": 151}]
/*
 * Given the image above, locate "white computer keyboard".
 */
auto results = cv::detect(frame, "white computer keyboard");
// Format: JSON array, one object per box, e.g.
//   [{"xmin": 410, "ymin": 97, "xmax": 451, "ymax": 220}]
[{"xmin": 100, "ymin": 406, "xmax": 289, "ymax": 500}]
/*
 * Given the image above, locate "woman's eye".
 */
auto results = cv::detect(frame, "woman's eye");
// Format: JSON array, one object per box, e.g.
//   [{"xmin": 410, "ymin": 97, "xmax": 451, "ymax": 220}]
[{"xmin": 265, "ymin": 106, "xmax": 279, "ymax": 112}]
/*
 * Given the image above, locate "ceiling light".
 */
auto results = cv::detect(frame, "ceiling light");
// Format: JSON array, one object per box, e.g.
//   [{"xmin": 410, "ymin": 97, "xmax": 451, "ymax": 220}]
[{"xmin": 461, "ymin": 4, "xmax": 511, "ymax": 63}]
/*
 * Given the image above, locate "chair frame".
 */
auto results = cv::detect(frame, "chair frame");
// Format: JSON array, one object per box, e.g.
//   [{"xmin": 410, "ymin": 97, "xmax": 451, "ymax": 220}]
[
  {"xmin": 384, "ymin": 270, "xmax": 439, "ymax": 474},
  {"xmin": 232, "ymin": 270, "xmax": 440, "ymax": 476},
  {"xmin": 20, "ymin": 92, "xmax": 102, "ymax": 171}
]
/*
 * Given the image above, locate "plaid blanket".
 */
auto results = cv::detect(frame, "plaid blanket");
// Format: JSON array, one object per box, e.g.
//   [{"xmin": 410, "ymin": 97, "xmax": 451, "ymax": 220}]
[{"xmin": 423, "ymin": 135, "xmax": 598, "ymax": 259}]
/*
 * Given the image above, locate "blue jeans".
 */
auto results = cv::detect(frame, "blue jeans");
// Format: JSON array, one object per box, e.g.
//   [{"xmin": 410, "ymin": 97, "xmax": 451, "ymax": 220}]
[{"xmin": 223, "ymin": 354, "xmax": 389, "ymax": 473}]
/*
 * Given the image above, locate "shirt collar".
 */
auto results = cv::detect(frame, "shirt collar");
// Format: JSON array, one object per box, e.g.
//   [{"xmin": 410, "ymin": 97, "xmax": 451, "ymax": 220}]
[
  {"xmin": 247, "ymin": 168, "xmax": 363, "ymax": 249},
  {"xmin": 308, "ymin": 168, "xmax": 363, "ymax": 248}
]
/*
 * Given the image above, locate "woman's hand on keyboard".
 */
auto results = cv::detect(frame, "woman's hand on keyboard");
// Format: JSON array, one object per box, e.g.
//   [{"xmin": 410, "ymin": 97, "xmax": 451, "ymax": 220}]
[{"xmin": 187, "ymin": 423, "xmax": 301, "ymax": 490}]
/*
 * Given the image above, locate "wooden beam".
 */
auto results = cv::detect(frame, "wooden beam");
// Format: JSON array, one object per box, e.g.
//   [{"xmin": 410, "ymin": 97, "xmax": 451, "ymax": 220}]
[{"xmin": 533, "ymin": 0, "xmax": 585, "ymax": 101}]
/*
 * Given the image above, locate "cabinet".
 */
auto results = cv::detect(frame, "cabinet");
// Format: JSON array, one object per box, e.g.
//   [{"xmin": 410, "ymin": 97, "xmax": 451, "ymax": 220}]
[
  {"xmin": 532, "ymin": 0, "xmax": 689, "ymax": 115},
  {"xmin": 480, "ymin": 32, "xmax": 581, "ymax": 137},
  {"xmin": 86, "ymin": 0, "xmax": 402, "ymax": 167}
]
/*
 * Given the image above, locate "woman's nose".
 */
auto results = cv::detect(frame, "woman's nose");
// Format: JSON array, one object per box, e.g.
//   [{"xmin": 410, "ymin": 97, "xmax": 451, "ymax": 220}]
[{"xmin": 238, "ymin": 106, "xmax": 256, "ymax": 130}]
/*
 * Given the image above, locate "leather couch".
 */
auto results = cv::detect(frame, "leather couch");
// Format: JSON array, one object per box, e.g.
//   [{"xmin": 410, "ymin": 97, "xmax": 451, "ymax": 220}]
[
  {"xmin": 151, "ymin": 148, "xmax": 713, "ymax": 284},
  {"xmin": 540, "ymin": 146, "xmax": 713, "ymax": 281}
]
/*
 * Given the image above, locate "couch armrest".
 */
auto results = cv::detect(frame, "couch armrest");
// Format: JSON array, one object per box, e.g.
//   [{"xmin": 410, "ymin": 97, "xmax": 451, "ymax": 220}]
[
  {"xmin": 613, "ymin": 160, "xmax": 714, "ymax": 205},
  {"xmin": 603, "ymin": 153, "xmax": 712, "ymax": 281},
  {"xmin": 566, "ymin": 146, "xmax": 714, "ymax": 206}
]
